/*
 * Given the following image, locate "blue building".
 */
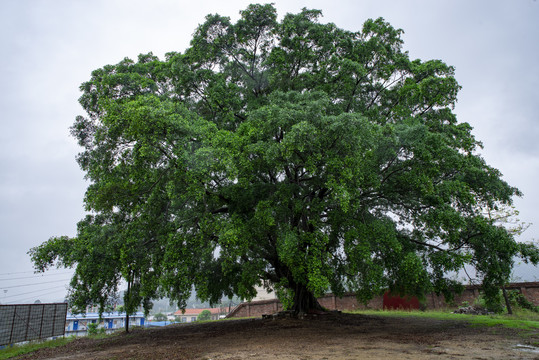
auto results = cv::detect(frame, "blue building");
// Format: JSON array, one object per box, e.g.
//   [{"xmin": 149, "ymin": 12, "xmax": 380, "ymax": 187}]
[{"xmin": 65, "ymin": 311, "xmax": 145, "ymax": 336}]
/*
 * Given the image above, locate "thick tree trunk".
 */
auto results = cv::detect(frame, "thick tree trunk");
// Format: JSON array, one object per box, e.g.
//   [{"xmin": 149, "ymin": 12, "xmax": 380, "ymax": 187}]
[{"xmin": 290, "ymin": 283, "xmax": 325, "ymax": 314}]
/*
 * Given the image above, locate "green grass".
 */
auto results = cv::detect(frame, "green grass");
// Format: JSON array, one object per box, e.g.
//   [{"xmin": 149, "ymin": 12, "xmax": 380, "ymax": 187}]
[
  {"xmin": 0, "ymin": 330, "xmax": 124, "ymax": 359},
  {"xmin": 349, "ymin": 309, "xmax": 539, "ymax": 331},
  {"xmin": 0, "ymin": 337, "xmax": 75, "ymax": 360}
]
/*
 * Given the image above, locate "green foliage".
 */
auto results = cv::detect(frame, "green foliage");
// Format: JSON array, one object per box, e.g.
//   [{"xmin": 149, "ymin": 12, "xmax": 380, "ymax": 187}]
[
  {"xmin": 153, "ymin": 312, "xmax": 167, "ymax": 321},
  {"xmin": 507, "ymin": 290, "xmax": 539, "ymax": 313},
  {"xmin": 274, "ymin": 279, "xmax": 295, "ymax": 311},
  {"xmin": 474, "ymin": 291, "xmax": 505, "ymax": 314},
  {"xmin": 197, "ymin": 310, "xmax": 212, "ymax": 321},
  {"xmin": 86, "ymin": 323, "xmax": 106, "ymax": 337},
  {"xmin": 87, "ymin": 322, "xmax": 99, "ymax": 336},
  {"xmin": 474, "ymin": 289, "xmax": 538, "ymax": 314},
  {"xmin": 29, "ymin": 4, "xmax": 538, "ymax": 314}
]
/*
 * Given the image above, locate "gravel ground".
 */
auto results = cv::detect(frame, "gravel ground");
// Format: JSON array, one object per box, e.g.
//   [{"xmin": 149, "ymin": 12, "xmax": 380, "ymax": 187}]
[{"xmin": 15, "ymin": 312, "xmax": 539, "ymax": 359}]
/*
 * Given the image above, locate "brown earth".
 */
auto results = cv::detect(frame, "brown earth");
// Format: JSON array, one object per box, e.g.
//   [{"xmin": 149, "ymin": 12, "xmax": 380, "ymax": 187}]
[{"xmin": 15, "ymin": 313, "xmax": 539, "ymax": 359}]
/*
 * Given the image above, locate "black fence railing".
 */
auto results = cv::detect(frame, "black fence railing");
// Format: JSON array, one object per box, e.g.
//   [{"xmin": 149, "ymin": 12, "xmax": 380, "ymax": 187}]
[{"xmin": 0, "ymin": 303, "xmax": 67, "ymax": 345}]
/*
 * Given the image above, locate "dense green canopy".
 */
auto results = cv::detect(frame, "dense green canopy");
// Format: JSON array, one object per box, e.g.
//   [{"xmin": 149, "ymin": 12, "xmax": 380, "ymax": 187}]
[{"xmin": 30, "ymin": 4, "xmax": 537, "ymax": 314}]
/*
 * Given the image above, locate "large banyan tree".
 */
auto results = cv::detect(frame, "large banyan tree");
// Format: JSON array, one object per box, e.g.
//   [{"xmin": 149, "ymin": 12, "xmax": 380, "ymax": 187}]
[{"xmin": 30, "ymin": 4, "xmax": 538, "ymax": 315}]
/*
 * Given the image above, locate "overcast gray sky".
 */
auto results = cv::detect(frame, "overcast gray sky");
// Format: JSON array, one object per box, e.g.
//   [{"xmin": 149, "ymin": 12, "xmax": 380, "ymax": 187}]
[{"xmin": 1, "ymin": 0, "xmax": 538, "ymax": 304}]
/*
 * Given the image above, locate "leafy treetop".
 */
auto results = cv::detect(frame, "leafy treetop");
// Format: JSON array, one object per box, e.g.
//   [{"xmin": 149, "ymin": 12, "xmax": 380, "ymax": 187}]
[{"xmin": 29, "ymin": 4, "xmax": 538, "ymax": 315}]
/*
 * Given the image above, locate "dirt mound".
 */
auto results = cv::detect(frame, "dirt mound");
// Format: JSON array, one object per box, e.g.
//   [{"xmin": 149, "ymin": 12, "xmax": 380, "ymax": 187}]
[{"xmin": 17, "ymin": 313, "xmax": 538, "ymax": 359}]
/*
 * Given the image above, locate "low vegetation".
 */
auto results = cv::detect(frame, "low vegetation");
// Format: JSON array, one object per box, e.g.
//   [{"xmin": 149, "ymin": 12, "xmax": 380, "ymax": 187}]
[
  {"xmin": 351, "ymin": 309, "xmax": 539, "ymax": 331},
  {"xmin": 0, "ymin": 328, "xmax": 122, "ymax": 359},
  {"xmin": 0, "ymin": 337, "xmax": 74, "ymax": 360}
]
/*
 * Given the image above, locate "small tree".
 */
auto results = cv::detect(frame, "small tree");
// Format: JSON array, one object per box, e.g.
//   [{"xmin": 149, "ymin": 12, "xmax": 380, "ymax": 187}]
[
  {"xmin": 87, "ymin": 322, "xmax": 98, "ymax": 336},
  {"xmin": 197, "ymin": 310, "xmax": 212, "ymax": 322},
  {"xmin": 483, "ymin": 204, "xmax": 537, "ymax": 314},
  {"xmin": 153, "ymin": 312, "xmax": 167, "ymax": 321}
]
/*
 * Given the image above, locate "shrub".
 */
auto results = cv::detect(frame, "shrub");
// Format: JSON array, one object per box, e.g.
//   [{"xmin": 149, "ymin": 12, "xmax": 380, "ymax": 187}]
[
  {"xmin": 87, "ymin": 323, "xmax": 98, "ymax": 336},
  {"xmin": 475, "ymin": 289, "xmax": 538, "ymax": 314},
  {"xmin": 153, "ymin": 313, "xmax": 167, "ymax": 321},
  {"xmin": 507, "ymin": 290, "xmax": 539, "ymax": 313},
  {"xmin": 474, "ymin": 291, "xmax": 504, "ymax": 313},
  {"xmin": 197, "ymin": 310, "xmax": 212, "ymax": 321}
]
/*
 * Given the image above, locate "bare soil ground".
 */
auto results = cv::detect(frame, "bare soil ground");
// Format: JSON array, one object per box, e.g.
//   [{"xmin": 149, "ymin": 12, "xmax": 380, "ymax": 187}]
[{"xmin": 15, "ymin": 313, "xmax": 539, "ymax": 359}]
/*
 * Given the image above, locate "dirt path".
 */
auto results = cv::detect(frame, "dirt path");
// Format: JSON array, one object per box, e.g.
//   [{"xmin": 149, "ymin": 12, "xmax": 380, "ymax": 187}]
[{"xmin": 15, "ymin": 313, "xmax": 539, "ymax": 359}]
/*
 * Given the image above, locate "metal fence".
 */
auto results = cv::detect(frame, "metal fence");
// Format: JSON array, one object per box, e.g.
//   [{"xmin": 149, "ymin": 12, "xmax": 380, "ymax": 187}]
[{"xmin": 0, "ymin": 303, "xmax": 67, "ymax": 345}]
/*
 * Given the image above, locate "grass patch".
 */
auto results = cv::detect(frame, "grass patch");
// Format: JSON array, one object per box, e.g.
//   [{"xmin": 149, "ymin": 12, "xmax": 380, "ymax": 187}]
[
  {"xmin": 349, "ymin": 309, "xmax": 539, "ymax": 331},
  {"xmin": 0, "ymin": 337, "xmax": 75, "ymax": 359},
  {"xmin": 87, "ymin": 331, "xmax": 117, "ymax": 340},
  {"xmin": 468, "ymin": 316, "xmax": 539, "ymax": 331},
  {"xmin": 0, "ymin": 330, "xmax": 123, "ymax": 359}
]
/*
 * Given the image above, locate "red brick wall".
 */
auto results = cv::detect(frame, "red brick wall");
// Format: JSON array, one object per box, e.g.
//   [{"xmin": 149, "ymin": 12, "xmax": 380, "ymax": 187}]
[
  {"xmin": 425, "ymin": 288, "xmax": 481, "ymax": 310},
  {"xmin": 226, "ymin": 282, "xmax": 539, "ymax": 317},
  {"xmin": 524, "ymin": 287, "xmax": 539, "ymax": 305},
  {"xmin": 508, "ymin": 282, "xmax": 539, "ymax": 306},
  {"xmin": 227, "ymin": 293, "xmax": 384, "ymax": 317},
  {"xmin": 229, "ymin": 299, "xmax": 283, "ymax": 318},
  {"xmin": 317, "ymin": 293, "xmax": 383, "ymax": 311}
]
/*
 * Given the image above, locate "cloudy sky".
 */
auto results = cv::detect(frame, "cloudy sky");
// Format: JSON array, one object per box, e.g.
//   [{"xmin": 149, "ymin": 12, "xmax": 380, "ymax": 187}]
[{"xmin": 1, "ymin": 0, "xmax": 538, "ymax": 304}]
